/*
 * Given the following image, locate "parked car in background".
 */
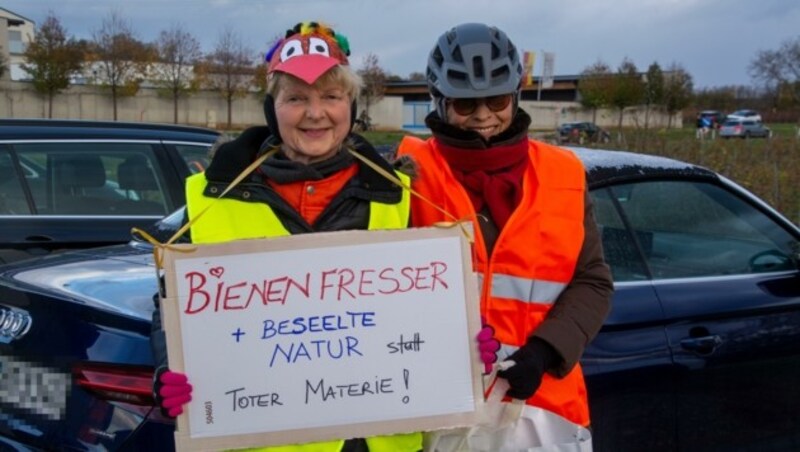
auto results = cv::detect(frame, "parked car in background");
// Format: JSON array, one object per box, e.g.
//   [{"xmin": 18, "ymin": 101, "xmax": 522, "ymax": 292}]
[
  {"xmin": 1, "ymin": 147, "xmax": 798, "ymax": 451},
  {"xmin": 557, "ymin": 121, "xmax": 611, "ymax": 144},
  {"xmin": 0, "ymin": 119, "xmax": 219, "ymax": 265},
  {"xmin": 726, "ymin": 109, "xmax": 762, "ymax": 122},
  {"xmin": 719, "ymin": 118, "xmax": 772, "ymax": 139}
]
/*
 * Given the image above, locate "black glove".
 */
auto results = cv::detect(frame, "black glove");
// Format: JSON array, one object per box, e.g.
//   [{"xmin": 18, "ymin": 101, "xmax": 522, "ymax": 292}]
[{"xmin": 497, "ymin": 337, "xmax": 559, "ymax": 400}]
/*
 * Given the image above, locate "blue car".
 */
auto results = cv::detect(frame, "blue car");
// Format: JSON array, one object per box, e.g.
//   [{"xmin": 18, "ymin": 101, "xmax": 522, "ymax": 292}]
[{"xmin": 0, "ymin": 148, "xmax": 798, "ymax": 451}]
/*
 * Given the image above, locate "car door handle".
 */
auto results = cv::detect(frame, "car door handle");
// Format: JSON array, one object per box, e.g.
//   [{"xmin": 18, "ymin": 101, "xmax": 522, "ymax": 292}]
[{"xmin": 680, "ymin": 335, "xmax": 723, "ymax": 354}]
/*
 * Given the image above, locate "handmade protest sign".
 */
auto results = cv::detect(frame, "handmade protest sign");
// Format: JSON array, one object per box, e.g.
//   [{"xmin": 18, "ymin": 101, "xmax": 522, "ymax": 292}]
[{"xmin": 159, "ymin": 226, "xmax": 483, "ymax": 451}]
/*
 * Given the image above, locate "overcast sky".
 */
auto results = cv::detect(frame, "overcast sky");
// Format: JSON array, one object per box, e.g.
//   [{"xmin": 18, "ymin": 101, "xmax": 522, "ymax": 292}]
[{"xmin": 5, "ymin": 0, "xmax": 800, "ymax": 88}]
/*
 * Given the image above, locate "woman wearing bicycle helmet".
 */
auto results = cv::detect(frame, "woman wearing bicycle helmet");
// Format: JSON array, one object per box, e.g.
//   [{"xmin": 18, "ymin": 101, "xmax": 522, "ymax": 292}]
[{"xmin": 396, "ymin": 23, "xmax": 612, "ymax": 451}]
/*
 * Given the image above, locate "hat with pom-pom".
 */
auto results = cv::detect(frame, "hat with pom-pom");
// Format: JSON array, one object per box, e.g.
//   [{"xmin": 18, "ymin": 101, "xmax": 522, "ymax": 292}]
[{"xmin": 265, "ymin": 21, "xmax": 350, "ymax": 85}]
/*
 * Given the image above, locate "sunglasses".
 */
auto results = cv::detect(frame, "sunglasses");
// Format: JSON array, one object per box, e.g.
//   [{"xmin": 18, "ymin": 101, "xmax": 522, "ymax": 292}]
[{"xmin": 447, "ymin": 95, "xmax": 513, "ymax": 116}]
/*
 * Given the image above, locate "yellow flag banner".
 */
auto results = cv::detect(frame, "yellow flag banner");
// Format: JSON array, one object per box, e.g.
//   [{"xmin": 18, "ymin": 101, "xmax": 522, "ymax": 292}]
[{"xmin": 523, "ymin": 51, "xmax": 535, "ymax": 87}]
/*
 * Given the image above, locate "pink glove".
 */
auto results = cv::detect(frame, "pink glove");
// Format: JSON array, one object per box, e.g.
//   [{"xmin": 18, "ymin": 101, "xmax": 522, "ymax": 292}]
[
  {"xmin": 477, "ymin": 317, "xmax": 501, "ymax": 374},
  {"xmin": 155, "ymin": 369, "xmax": 193, "ymax": 418}
]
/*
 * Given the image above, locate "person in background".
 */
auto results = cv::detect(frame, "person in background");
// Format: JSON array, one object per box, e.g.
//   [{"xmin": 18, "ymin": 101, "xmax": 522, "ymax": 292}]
[
  {"xmin": 695, "ymin": 113, "xmax": 704, "ymax": 139},
  {"xmin": 396, "ymin": 22, "xmax": 613, "ymax": 451},
  {"xmin": 150, "ymin": 21, "xmax": 424, "ymax": 452}
]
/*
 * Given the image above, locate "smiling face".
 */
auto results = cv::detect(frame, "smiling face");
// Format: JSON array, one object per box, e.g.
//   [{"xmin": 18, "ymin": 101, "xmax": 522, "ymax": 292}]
[
  {"xmin": 445, "ymin": 95, "xmax": 514, "ymax": 140},
  {"xmin": 273, "ymin": 74, "xmax": 352, "ymax": 164}
]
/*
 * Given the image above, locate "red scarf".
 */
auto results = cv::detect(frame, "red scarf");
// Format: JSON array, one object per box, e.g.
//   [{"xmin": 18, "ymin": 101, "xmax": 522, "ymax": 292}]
[{"xmin": 437, "ymin": 139, "xmax": 529, "ymax": 229}]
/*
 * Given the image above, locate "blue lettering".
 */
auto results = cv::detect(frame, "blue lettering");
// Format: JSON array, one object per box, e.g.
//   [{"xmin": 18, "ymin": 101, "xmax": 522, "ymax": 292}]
[{"xmin": 268, "ymin": 336, "xmax": 363, "ymax": 368}]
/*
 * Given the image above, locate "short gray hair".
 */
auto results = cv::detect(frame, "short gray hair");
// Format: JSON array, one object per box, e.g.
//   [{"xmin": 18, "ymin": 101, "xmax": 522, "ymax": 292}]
[{"xmin": 267, "ymin": 65, "xmax": 363, "ymax": 101}]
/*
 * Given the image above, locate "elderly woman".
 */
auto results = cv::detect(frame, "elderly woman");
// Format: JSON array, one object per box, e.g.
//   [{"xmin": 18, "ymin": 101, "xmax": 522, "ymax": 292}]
[
  {"xmin": 150, "ymin": 21, "xmax": 421, "ymax": 452},
  {"xmin": 396, "ymin": 23, "xmax": 613, "ymax": 451}
]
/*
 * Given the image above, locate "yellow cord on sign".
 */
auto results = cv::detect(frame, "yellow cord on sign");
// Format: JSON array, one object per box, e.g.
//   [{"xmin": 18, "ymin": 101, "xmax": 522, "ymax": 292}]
[
  {"xmin": 345, "ymin": 145, "xmax": 474, "ymax": 244},
  {"xmin": 132, "ymin": 142, "xmax": 475, "ymax": 270},
  {"xmin": 131, "ymin": 148, "xmax": 279, "ymax": 270}
]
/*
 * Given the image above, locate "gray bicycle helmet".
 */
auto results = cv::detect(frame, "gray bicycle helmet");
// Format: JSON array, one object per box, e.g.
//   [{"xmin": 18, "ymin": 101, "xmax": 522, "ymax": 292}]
[{"xmin": 427, "ymin": 23, "xmax": 523, "ymax": 103}]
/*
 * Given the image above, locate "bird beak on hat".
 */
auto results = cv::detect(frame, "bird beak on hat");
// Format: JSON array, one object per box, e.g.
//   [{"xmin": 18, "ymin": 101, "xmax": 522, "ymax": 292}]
[{"xmin": 272, "ymin": 54, "xmax": 341, "ymax": 85}]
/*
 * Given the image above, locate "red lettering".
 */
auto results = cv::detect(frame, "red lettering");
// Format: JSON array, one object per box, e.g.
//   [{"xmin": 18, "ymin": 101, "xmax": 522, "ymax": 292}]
[
  {"xmin": 214, "ymin": 282, "xmax": 224, "ymax": 312},
  {"xmin": 399, "ymin": 267, "xmax": 416, "ymax": 293},
  {"xmin": 358, "ymin": 269, "xmax": 375, "ymax": 296},
  {"xmin": 223, "ymin": 281, "xmax": 247, "ymax": 310},
  {"xmin": 266, "ymin": 277, "xmax": 288, "ymax": 303},
  {"xmin": 286, "ymin": 273, "xmax": 311, "ymax": 300},
  {"xmin": 320, "ymin": 269, "xmax": 338, "ymax": 301},
  {"xmin": 337, "ymin": 268, "xmax": 356, "ymax": 301},
  {"xmin": 430, "ymin": 261, "xmax": 449, "ymax": 291},
  {"xmin": 414, "ymin": 266, "xmax": 431, "ymax": 290},
  {"xmin": 185, "ymin": 271, "xmax": 210, "ymax": 314},
  {"xmin": 249, "ymin": 281, "xmax": 269, "ymax": 307},
  {"xmin": 378, "ymin": 268, "xmax": 400, "ymax": 295}
]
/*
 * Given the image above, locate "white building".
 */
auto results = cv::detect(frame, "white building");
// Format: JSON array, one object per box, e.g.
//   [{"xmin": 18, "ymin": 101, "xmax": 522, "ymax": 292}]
[{"xmin": 0, "ymin": 7, "xmax": 35, "ymax": 81}]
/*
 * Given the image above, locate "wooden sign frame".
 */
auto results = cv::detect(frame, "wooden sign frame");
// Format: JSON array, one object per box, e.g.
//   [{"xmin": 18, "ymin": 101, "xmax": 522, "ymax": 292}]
[{"xmin": 160, "ymin": 226, "xmax": 483, "ymax": 451}]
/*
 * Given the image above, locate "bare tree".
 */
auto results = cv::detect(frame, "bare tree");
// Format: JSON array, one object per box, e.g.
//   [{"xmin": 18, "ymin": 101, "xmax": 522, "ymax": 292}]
[
  {"xmin": 662, "ymin": 63, "xmax": 693, "ymax": 129},
  {"xmin": 252, "ymin": 61, "xmax": 269, "ymax": 96},
  {"xmin": 578, "ymin": 60, "xmax": 613, "ymax": 123},
  {"xmin": 357, "ymin": 53, "xmax": 386, "ymax": 121},
  {"xmin": 203, "ymin": 28, "xmax": 254, "ymax": 129},
  {"xmin": 693, "ymin": 86, "xmax": 738, "ymax": 112},
  {"xmin": 153, "ymin": 24, "xmax": 202, "ymax": 123},
  {"xmin": 609, "ymin": 58, "xmax": 644, "ymax": 135},
  {"xmin": 21, "ymin": 12, "xmax": 84, "ymax": 118},
  {"xmin": 90, "ymin": 11, "xmax": 152, "ymax": 120},
  {"xmin": 749, "ymin": 36, "xmax": 800, "ymax": 107},
  {"xmin": 643, "ymin": 62, "xmax": 665, "ymax": 130}
]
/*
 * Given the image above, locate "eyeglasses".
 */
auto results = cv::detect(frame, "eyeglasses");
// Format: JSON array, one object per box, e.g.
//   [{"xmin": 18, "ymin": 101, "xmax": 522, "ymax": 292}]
[{"xmin": 447, "ymin": 95, "xmax": 513, "ymax": 116}]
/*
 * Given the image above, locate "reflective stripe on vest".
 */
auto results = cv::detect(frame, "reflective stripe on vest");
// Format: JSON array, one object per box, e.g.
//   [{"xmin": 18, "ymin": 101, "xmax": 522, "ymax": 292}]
[
  {"xmin": 397, "ymin": 135, "xmax": 590, "ymax": 427},
  {"xmin": 185, "ymin": 171, "xmax": 419, "ymax": 452},
  {"xmin": 491, "ymin": 273, "xmax": 566, "ymax": 304},
  {"xmin": 185, "ymin": 172, "xmax": 411, "ymax": 243}
]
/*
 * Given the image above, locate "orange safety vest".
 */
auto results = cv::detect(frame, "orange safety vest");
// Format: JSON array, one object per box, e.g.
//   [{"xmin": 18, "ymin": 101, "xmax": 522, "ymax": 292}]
[{"xmin": 397, "ymin": 136, "xmax": 590, "ymax": 428}]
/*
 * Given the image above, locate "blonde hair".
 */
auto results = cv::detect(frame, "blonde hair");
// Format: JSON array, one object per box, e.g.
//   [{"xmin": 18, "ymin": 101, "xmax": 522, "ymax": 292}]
[{"xmin": 267, "ymin": 65, "xmax": 363, "ymax": 101}]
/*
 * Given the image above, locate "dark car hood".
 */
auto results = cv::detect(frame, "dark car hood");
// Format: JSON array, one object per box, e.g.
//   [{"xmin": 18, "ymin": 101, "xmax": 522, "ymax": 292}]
[{"xmin": 0, "ymin": 242, "xmax": 159, "ymax": 321}]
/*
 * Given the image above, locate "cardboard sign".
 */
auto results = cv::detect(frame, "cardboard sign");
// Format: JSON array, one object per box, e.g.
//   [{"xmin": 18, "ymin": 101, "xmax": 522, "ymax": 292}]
[{"xmin": 160, "ymin": 226, "xmax": 483, "ymax": 451}]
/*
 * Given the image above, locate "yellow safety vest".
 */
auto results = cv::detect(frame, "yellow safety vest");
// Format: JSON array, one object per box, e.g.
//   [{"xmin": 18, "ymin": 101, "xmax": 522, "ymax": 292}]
[{"xmin": 184, "ymin": 171, "xmax": 420, "ymax": 452}]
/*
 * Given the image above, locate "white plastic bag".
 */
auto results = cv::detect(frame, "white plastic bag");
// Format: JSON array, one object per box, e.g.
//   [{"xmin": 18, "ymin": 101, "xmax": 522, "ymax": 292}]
[{"xmin": 425, "ymin": 374, "xmax": 592, "ymax": 452}]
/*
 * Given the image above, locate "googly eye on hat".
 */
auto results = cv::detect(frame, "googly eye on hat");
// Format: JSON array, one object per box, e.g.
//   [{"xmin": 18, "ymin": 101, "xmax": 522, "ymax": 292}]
[{"xmin": 265, "ymin": 21, "xmax": 351, "ymax": 85}]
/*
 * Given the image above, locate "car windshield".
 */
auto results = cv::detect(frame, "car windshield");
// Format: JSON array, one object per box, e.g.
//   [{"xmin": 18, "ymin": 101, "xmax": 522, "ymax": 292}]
[{"xmin": 723, "ymin": 120, "xmax": 742, "ymax": 126}]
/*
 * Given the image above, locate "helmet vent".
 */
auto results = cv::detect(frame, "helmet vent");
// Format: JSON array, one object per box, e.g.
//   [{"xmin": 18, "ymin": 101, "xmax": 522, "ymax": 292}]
[
  {"xmin": 472, "ymin": 56, "xmax": 485, "ymax": 79},
  {"xmin": 491, "ymin": 43, "xmax": 500, "ymax": 60},
  {"xmin": 452, "ymin": 46, "xmax": 463, "ymax": 63},
  {"xmin": 432, "ymin": 47, "xmax": 444, "ymax": 67},
  {"xmin": 491, "ymin": 66, "xmax": 509, "ymax": 81}
]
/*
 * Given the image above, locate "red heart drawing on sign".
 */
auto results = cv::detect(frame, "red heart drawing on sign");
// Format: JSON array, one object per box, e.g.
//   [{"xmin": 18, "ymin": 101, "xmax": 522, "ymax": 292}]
[{"xmin": 209, "ymin": 267, "xmax": 225, "ymax": 278}]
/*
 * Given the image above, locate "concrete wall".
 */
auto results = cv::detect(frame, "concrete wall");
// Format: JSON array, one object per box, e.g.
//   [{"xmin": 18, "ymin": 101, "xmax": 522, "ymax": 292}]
[
  {"xmin": 0, "ymin": 80, "xmax": 682, "ymax": 130},
  {"xmin": 361, "ymin": 96, "xmax": 403, "ymax": 130},
  {"xmin": 1, "ymin": 80, "xmax": 266, "ymax": 128},
  {"xmin": 522, "ymin": 100, "xmax": 683, "ymax": 130}
]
